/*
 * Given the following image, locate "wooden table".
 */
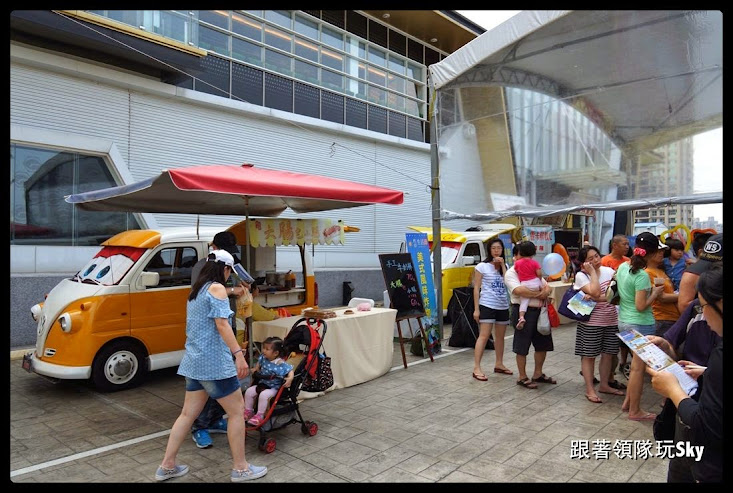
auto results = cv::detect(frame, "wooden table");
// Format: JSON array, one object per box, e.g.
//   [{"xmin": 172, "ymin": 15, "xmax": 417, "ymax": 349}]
[{"xmin": 252, "ymin": 307, "xmax": 397, "ymax": 391}]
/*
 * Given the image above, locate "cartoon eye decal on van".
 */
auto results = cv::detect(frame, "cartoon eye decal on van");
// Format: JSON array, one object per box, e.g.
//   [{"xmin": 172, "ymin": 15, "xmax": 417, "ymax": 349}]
[
  {"xmin": 83, "ymin": 264, "xmax": 98, "ymax": 277},
  {"xmin": 76, "ymin": 246, "xmax": 146, "ymax": 285},
  {"xmin": 96, "ymin": 265, "xmax": 111, "ymax": 280}
]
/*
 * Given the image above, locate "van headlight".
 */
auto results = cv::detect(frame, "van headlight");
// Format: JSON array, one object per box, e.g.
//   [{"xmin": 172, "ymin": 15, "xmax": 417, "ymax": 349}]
[
  {"xmin": 58, "ymin": 313, "xmax": 72, "ymax": 333},
  {"xmin": 31, "ymin": 304, "xmax": 42, "ymax": 322}
]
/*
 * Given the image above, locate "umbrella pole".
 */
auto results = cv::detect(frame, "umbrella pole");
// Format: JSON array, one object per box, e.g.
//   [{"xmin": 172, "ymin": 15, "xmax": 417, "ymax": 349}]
[{"xmin": 244, "ymin": 198, "xmax": 254, "ymax": 367}]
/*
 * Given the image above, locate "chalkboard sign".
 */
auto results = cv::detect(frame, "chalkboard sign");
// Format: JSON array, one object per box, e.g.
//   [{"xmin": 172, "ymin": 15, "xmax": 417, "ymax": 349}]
[{"xmin": 378, "ymin": 253, "xmax": 426, "ymax": 320}]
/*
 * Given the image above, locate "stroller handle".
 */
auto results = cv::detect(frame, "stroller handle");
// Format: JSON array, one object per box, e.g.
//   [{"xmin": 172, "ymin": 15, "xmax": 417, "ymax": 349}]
[{"xmin": 291, "ymin": 317, "xmax": 328, "ymax": 339}]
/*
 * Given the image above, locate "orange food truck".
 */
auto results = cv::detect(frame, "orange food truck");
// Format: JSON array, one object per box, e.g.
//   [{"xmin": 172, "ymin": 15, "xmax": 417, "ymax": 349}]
[{"xmin": 24, "ymin": 218, "xmax": 347, "ymax": 391}]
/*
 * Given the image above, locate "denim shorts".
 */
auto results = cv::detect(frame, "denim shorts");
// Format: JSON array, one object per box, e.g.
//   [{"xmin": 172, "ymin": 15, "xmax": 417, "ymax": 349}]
[
  {"xmin": 185, "ymin": 375, "xmax": 241, "ymax": 399},
  {"xmin": 618, "ymin": 321, "xmax": 656, "ymax": 337}
]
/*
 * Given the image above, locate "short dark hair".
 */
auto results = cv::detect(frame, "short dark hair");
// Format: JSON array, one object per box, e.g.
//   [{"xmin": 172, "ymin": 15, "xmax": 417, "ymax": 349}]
[
  {"xmin": 263, "ymin": 336, "xmax": 285, "ymax": 357},
  {"xmin": 518, "ymin": 241, "xmax": 536, "ymax": 257},
  {"xmin": 664, "ymin": 238, "xmax": 685, "ymax": 258}
]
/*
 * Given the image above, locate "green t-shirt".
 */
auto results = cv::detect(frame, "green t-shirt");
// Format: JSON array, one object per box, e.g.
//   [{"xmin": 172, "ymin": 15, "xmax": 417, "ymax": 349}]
[{"xmin": 616, "ymin": 261, "xmax": 655, "ymax": 325}]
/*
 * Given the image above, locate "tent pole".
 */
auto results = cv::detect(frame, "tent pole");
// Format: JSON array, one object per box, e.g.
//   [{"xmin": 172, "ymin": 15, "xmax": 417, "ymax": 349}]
[{"xmin": 429, "ymin": 80, "xmax": 443, "ymax": 340}]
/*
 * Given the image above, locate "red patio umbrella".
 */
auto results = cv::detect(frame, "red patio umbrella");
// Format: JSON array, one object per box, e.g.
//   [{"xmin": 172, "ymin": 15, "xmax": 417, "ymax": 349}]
[{"xmin": 66, "ymin": 163, "xmax": 403, "ymax": 216}]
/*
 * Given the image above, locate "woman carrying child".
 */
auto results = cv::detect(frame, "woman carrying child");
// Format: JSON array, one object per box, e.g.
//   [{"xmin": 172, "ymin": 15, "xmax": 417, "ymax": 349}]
[{"xmin": 244, "ymin": 336, "xmax": 295, "ymax": 427}]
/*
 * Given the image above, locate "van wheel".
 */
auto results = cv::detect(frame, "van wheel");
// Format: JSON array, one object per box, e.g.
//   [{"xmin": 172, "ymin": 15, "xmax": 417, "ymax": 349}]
[{"xmin": 91, "ymin": 341, "xmax": 147, "ymax": 392}]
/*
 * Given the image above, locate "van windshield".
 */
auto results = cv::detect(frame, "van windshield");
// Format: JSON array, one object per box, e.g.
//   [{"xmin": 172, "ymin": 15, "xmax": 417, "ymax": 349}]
[
  {"xmin": 428, "ymin": 241, "xmax": 463, "ymax": 268},
  {"xmin": 74, "ymin": 246, "xmax": 146, "ymax": 286}
]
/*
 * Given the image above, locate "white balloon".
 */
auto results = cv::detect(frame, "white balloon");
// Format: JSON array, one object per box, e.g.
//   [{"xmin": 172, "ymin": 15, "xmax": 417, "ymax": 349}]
[{"xmin": 542, "ymin": 252, "xmax": 565, "ymax": 276}]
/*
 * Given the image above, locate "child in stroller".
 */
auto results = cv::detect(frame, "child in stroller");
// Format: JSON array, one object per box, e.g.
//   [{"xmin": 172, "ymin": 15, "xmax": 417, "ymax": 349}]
[
  {"xmin": 243, "ymin": 337, "xmax": 294, "ymax": 427},
  {"xmin": 244, "ymin": 317, "xmax": 327, "ymax": 453}
]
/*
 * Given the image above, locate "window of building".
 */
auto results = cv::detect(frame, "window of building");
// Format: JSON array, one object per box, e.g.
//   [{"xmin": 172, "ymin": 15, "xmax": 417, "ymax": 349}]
[
  {"xmin": 232, "ymin": 12, "xmax": 262, "ymax": 41},
  {"xmin": 232, "ymin": 37, "xmax": 261, "ymax": 66},
  {"xmin": 264, "ymin": 25, "xmax": 292, "ymax": 53},
  {"xmin": 85, "ymin": 10, "xmax": 439, "ymax": 142},
  {"xmin": 265, "ymin": 10, "xmax": 292, "ymax": 30},
  {"xmin": 294, "ymin": 36, "xmax": 319, "ymax": 63},
  {"xmin": 265, "ymin": 48, "xmax": 292, "ymax": 76},
  {"xmin": 321, "ymin": 26, "xmax": 343, "ymax": 51},
  {"xmin": 295, "ymin": 14, "xmax": 319, "ymax": 40},
  {"xmin": 294, "ymin": 59, "xmax": 319, "ymax": 85},
  {"xmin": 199, "ymin": 25, "xmax": 229, "ymax": 56},
  {"xmin": 10, "ymin": 144, "xmax": 142, "ymax": 246}
]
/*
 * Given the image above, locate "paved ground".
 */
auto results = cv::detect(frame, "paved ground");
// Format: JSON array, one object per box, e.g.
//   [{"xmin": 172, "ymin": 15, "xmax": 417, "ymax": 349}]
[{"xmin": 10, "ymin": 322, "xmax": 669, "ymax": 483}]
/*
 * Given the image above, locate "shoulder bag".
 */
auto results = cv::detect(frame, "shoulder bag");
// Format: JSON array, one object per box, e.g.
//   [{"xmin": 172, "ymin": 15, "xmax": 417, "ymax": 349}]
[
  {"xmin": 653, "ymin": 397, "xmax": 677, "ymax": 441},
  {"xmin": 557, "ymin": 286, "xmax": 591, "ymax": 322}
]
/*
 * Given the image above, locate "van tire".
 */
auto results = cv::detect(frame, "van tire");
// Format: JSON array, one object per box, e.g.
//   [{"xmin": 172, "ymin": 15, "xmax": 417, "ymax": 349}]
[{"xmin": 91, "ymin": 340, "xmax": 147, "ymax": 392}]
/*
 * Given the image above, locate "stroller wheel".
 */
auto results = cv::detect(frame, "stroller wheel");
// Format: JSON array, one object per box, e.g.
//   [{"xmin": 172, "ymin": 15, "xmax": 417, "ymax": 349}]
[
  {"xmin": 301, "ymin": 421, "xmax": 318, "ymax": 436},
  {"xmin": 258, "ymin": 438, "xmax": 277, "ymax": 454}
]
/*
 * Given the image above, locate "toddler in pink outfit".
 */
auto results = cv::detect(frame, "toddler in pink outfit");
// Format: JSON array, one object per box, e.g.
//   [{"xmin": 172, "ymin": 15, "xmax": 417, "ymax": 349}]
[{"xmin": 514, "ymin": 242, "xmax": 543, "ymax": 329}]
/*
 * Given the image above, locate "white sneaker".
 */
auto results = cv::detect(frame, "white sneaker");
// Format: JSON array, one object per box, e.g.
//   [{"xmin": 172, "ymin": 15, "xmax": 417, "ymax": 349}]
[
  {"xmin": 155, "ymin": 464, "xmax": 189, "ymax": 481},
  {"xmin": 231, "ymin": 464, "xmax": 268, "ymax": 482}
]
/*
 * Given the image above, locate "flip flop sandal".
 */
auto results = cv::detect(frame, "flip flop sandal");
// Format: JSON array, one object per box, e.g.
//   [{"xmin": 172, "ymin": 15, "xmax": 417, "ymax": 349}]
[
  {"xmin": 531, "ymin": 374, "xmax": 557, "ymax": 384},
  {"xmin": 472, "ymin": 373, "xmax": 488, "ymax": 381},
  {"xmin": 608, "ymin": 380, "xmax": 627, "ymax": 390},
  {"xmin": 599, "ymin": 389, "xmax": 625, "ymax": 396},
  {"xmin": 585, "ymin": 394, "xmax": 602, "ymax": 404},
  {"xmin": 494, "ymin": 367, "xmax": 514, "ymax": 375},
  {"xmin": 516, "ymin": 378, "xmax": 538, "ymax": 389},
  {"xmin": 628, "ymin": 412, "xmax": 657, "ymax": 422}
]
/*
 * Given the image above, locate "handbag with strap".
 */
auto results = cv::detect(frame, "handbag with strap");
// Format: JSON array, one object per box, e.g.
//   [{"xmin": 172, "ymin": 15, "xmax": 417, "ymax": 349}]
[
  {"xmin": 557, "ymin": 286, "xmax": 591, "ymax": 322},
  {"xmin": 653, "ymin": 397, "xmax": 677, "ymax": 441},
  {"xmin": 606, "ymin": 273, "xmax": 620, "ymax": 305},
  {"xmin": 546, "ymin": 302, "xmax": 560, "ymax": 328},
  {"xmin": 302, "ymin": 352, "xmax": 334, "ymax": 392},
  {"xmin": 537, "ymin": 303, "xmax": 551, "ymax": 335}
]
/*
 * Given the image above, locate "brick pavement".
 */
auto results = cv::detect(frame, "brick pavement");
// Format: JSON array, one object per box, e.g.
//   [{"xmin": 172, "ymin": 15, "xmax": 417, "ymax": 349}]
[{"xmin": 10, "ymin": 322, "xmax": 669, "ymax": 483}]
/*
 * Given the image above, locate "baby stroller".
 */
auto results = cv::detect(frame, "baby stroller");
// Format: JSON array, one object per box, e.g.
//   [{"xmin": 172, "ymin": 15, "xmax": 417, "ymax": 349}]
[{"xmin": 245, "ymin": 317, "xmax": 328, "ymax": 453}]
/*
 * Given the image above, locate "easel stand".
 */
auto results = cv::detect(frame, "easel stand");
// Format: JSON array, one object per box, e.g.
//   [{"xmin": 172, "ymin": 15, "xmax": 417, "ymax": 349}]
[{"xmin": 395, "ymin": 315, "xmax": 434, "ymax": 369}]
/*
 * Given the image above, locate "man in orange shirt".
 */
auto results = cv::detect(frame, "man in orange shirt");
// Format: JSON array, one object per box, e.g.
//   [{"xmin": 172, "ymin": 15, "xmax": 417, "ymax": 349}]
[{"xmin": 601, "ymin": 234, "xmax": 630, "ymax": 270}]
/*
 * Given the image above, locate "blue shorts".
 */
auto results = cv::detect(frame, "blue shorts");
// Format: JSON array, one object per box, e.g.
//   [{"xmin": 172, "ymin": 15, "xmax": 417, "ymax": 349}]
[
  {"xmin": 618, "ymin": 321, "xmax": 656, "ymax": 337},
  {"xmin": 185, "ymin": 375, "xmax": 241, "ymax": 399}
]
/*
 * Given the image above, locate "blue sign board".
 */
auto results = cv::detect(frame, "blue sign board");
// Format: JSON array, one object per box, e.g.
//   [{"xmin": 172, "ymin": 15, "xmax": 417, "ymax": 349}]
[{"xmin": 405, "ymin": 232, "xmax": 441, "ymax": 354}]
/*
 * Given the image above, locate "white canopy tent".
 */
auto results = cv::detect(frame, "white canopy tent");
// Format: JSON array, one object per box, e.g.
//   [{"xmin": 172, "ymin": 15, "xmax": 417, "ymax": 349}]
[{"xmin": 427, "ymin": 10, "xmax": 722, "ymax": 330}]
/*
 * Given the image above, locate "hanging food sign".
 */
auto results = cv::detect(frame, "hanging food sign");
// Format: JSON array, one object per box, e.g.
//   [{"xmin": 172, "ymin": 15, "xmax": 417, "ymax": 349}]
[{"xmin": 248, "ymin": 218, "xmax": 346, "ymax": 247}]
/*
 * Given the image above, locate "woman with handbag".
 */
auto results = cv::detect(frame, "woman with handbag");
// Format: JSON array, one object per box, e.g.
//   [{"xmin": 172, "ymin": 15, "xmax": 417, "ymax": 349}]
[
  {"xmin": 617, "ymin": 232, "xmax": 666, "ymax": 421},
  {"xmin": 572, "ymin": 246, "xmax": 624, "ymax": 403}
]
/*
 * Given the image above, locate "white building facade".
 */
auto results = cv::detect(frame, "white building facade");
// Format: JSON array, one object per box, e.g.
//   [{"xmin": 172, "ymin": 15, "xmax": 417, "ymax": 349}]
[{"xmin": 11, "ymin": 10, "xmax": 484, "ymax": 346}]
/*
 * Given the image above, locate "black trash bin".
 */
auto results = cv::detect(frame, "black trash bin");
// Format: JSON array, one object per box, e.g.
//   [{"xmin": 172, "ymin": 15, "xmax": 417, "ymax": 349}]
[
  {"xmin": 447, "ymin": 287, "xmax": 494, "ymax": 349},
  {"xmin": 342, "ymin": 281, "xmax": 354, "ymax": 306}
]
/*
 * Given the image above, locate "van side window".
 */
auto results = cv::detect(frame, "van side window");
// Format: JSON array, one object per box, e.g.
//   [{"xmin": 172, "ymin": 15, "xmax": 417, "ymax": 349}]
[
  {"xmin": 143, "ymin": 247, "xmax": 198, "ymax": 288},
  {"xmin": 464, "ymin": 242, "xmax": 481, "ymax": 264}
]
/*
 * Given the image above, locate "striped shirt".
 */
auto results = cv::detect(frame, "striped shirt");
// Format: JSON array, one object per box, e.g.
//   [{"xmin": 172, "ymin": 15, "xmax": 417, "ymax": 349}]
[{"xmin": 573, "ymin": 266, "xmax": 618, "ymax": 326}]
